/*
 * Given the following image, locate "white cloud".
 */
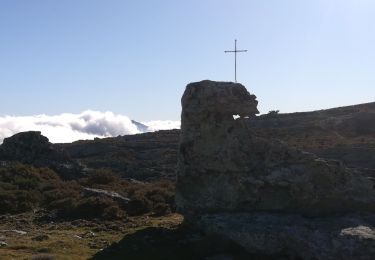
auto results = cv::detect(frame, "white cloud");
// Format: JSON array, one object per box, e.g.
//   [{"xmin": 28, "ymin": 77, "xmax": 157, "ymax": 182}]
[
  {"xmin": 142, "ymin": 120, "xmax": 181, "ymax": 131},
  {"xmin": 0, "ymin": 110, "xmax": 180, "ymax": 143}
]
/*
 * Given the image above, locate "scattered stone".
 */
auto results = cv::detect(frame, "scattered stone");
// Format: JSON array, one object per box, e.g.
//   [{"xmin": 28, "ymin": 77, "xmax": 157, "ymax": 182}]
[
  {"xmin": 32, "ymin": 234, "xmax": 50, "ymax": 241},
  {"xmin": 0, "ymin": 229, "xmax": 27, "ymax": 235},
  {"xmin": 82, "ymin": 187, "xmax": 130, "ymax": 203},
  {"xmin": 0, "ymin": 241, "xmax": 7, "ymax": 247},
  {"xmin": 73, "ymin": 235, "xmax": 82, "ymax": 239},
  {"xmin": 340, "ymin": 225, "xmax": 375, "ymax": 240},
  {"xmin": 81, "ymin": 231, "xmax": 96, "ymax": 238},
  {"xmin": 37, "ymin": 248, "xmax": 52, "ymax": 253},
  {"xmin": 128, "ymin": 178, "xmax": 144, "ymax": 184}
]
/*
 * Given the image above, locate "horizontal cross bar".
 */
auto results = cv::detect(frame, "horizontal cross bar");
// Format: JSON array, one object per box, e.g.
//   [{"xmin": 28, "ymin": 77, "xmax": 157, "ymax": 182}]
[{"xmin": 224, "ymin": 50, "xmax": 248, "ymax": 53}]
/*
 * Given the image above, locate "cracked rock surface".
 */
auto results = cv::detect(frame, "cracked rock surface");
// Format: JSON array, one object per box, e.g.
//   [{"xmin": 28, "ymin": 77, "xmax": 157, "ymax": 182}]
[{"xmin": 176, "ymin": 80, "xmax": 375, "ymax": 259}]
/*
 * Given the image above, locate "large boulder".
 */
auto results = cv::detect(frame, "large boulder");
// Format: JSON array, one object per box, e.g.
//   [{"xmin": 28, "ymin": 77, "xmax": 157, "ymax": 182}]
[
  {"xmin": 177, "ymin": 80, "xmax": 375, "ymax": 219},
  {"xmin": 176, "ymin": 80, "xmax": 375, "ymax": 258},
  {"xmin": 0, "ymin": 131, "xmax": 83, "ymax": 179}
]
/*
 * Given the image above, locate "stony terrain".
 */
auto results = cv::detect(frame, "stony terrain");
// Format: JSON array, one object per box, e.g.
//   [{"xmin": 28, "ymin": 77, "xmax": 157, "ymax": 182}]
[{"xmin": 0, "ymin": 81, "xmax": 374, "ymax": 259}]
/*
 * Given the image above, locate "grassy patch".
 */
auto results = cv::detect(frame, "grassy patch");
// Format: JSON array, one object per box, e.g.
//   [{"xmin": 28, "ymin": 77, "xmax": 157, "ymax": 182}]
[{"xmin": 0, "ymin": 212, "xmax": 183, "ymax": 259}]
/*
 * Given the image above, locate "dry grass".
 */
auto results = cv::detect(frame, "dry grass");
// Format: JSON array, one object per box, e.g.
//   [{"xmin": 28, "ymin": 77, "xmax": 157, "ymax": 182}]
[{"xmin": 0, "ymin": 212, "xmax": 183, "ymax": 260}]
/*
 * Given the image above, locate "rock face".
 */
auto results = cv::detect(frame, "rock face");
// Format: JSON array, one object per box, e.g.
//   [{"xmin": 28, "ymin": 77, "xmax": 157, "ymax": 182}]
[
  {"xmin": 176, "ymin": 80, "xmax": 375, "ymax": 258},
  {"xmin": 200, "ymin": 213, "xmax": 375, "ymax": 260},
  {"xmin": 0, "ymin": 131, "xmax": 83, "ymax": 179}
]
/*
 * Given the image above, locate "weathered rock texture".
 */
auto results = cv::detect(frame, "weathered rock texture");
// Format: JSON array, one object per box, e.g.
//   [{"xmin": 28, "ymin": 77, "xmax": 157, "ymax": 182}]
[
  {"xmin": 176, "ymin": 80, "xmax": 375, "ymax": 259},
  {"xmin": 200, "ymin": 213, "xmax": 375, "ymax": 260},
  {"xmin": 0, "ymin": 131, "xmax": 83, "ymax": 179}
]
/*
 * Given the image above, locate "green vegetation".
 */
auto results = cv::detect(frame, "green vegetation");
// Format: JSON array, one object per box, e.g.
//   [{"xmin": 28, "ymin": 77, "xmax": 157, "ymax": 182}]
[
  {"xmin": 0, "ymin": 163, "xmax": 175, "ymax": 220},
  {"xmin": 0, "ymin": 162, "xmax": 177, "ymax": 259},
  {"xmin": 0, "ymin": 211, "xmax": 183, "ymax": 260}
]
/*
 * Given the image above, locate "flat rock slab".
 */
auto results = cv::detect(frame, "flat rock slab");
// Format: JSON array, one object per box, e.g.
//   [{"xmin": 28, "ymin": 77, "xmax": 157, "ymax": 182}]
[{"xmin": 199, "ymin": 213, "xmax": 375, "ymax": 260}]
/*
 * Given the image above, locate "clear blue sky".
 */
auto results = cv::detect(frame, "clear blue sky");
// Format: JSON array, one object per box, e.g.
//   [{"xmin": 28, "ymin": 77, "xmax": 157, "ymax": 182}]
[{"xmin": 0, "ymin": 0, "xmax": 374, "ymax": 121}]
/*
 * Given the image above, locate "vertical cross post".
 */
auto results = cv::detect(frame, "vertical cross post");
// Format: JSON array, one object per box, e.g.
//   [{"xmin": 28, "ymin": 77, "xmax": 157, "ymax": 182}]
[
  {"xmin": 225, "ymin": 39, "xmax": 247, "ymax": 83},
  {"xmin": 235, "ymin": 39, "xmax": 237, "ymax": 82}
]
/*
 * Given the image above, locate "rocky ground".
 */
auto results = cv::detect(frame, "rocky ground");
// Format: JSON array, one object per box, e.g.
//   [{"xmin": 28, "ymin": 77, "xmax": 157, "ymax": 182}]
[{"xmin": 0, "ymin": 91, "xmax": 374, "ymax": 259}]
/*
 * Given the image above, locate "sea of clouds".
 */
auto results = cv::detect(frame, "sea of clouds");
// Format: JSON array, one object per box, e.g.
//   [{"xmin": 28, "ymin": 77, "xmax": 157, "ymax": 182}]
[{"xmin": 0, "ymin": 110, "xmax": 180, "ymax": 143}]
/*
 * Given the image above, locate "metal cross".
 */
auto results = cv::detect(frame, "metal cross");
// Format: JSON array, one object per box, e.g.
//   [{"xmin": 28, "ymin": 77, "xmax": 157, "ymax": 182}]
[{"xmin": 225, "ymin": 39, "xmax": 247, "ymax": 83}]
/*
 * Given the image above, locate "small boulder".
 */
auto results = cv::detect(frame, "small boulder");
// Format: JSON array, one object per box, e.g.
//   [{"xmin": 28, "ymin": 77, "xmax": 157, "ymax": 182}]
[{"xmin": 32, "ymin": 234, "xmax": 50, "ymax": 241}]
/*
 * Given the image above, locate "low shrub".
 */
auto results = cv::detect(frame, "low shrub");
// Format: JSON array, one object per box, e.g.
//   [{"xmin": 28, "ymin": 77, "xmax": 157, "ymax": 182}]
[{"xmin": 0, "ymin": 163, "xmax": 176, "ymax": 219}]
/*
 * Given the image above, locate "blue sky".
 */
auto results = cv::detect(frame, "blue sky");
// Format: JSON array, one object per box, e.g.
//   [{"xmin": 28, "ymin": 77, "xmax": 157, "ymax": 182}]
[{"xmin": 0, "ymin": 0, "xmax": 374, "ymax": 121}]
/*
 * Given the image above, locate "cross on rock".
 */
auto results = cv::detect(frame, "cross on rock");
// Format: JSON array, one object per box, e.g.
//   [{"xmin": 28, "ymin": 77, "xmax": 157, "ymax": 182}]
[{"xmin": 225, "ymin": 39, "xmax": 247, "ymax": 83}]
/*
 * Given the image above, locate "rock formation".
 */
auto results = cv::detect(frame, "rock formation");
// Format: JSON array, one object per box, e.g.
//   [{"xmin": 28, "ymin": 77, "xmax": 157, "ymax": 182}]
[
  {"xmin": 0, "ymin": 131, "xmax": 83, "ymax": 179},
  {"xmin": 176, "ymin": 80, "xmax": 375, "ymax": 259}
]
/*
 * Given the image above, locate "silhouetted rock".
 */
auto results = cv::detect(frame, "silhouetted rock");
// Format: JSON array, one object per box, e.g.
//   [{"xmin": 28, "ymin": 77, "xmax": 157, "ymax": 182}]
[
  {"xmin": 176, "ymin": 80, "xmax": 375, "ymax": 259},
  {"xmin": 0, "ymin": 131, "xmax": 83, "ymax": 179}
]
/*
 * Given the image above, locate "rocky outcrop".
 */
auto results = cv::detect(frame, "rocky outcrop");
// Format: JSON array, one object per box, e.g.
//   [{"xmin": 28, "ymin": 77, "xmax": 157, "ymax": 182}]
[
  {"xmin": 0, "ymin": 131, "xmax": 83, "ymax": 179},
  {"xmin": 200, "ymin": 213, "xmax": 375, "ymax": 259},
  {"xmin": 176, "ymin": 80, "xmax": 375, "ymax": 259}
]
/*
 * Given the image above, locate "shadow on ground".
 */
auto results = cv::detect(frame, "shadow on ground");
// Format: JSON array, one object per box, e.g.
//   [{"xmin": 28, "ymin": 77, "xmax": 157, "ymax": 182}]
[{"xmin": 90, "ymin": 226, "xmax": 276, "ymax": 260}]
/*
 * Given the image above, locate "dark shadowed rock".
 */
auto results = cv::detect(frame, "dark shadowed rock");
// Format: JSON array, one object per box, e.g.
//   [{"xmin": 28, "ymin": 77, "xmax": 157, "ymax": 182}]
[
  {"xmin": 0, "ymin": 131, "xmax": 83, "ymax": 179},
  {"xmin": 176, "ymin": 80, "xmax": 375, "ymax": 259},
  {"xmin": 200, "ymin": 213, "xmax": 375, "ymax": 260}
]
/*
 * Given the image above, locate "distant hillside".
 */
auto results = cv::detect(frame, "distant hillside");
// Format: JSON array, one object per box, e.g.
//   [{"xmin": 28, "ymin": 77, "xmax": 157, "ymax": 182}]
[
  {"xmin": 252, "ymin": 102, "xmax": 375, "ymax": 147},
  {"xmin": 2, "ymin": 103, "xmax": 373, "ymax": 181},
  {"xmin": 59, "ymin": 102, "xmax": 375, "ymax": 180},
  {"xmin": 58, "ymin": 130, "xmax": 180, "ymax": 180},
  {"xmin": 249, "ymin": 102, "xmax": 375, "ymax": 174}
]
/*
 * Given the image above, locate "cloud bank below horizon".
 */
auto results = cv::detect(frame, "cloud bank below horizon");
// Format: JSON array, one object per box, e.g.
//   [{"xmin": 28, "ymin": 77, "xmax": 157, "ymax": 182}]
[{"xmin": 0, "ymin": 110, "xmax": 180, "ymax": 144}]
